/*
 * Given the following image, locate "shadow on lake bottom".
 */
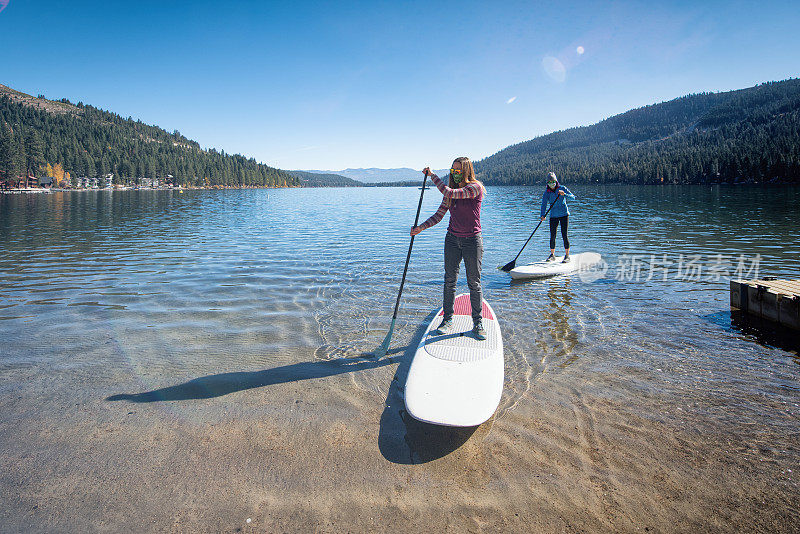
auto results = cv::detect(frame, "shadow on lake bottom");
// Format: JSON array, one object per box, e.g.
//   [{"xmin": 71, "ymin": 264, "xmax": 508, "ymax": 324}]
[
  {"xmin": 105, "ymin": 354, "xmax": 399, "ymax": 403},
  {"xmin": 106, "ymin": 309, "xmax": 484, "ymax": 464},
  {"xmin": 704, "ymin": 310, "xmax": 799, "ymax": 357}
]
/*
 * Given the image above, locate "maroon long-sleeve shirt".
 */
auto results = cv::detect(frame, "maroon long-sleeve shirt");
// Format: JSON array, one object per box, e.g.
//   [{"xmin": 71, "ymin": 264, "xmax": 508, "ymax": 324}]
[{"xmin": 418, "ymin": 174, "xmax": 484, "ymax": 237}]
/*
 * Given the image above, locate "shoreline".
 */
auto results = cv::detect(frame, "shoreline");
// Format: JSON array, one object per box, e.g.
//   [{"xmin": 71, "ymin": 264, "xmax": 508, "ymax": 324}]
[
  {"xmin": 0, "ymin": 184, "xmax": 303, "ymax": 194},
  {"xmin": 3, "ymin": 182, "xmax": 800, "ymax": 194}
]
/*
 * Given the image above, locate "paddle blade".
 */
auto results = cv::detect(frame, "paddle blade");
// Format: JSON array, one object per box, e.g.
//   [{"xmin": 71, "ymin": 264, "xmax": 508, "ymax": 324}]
[
  {"xmin": 371, "ymin": 318, "xmax": 396, "ymax": 359},
  {"xmin": 499, "ymin": 259, "xmax": 516, "ymax": 272}
]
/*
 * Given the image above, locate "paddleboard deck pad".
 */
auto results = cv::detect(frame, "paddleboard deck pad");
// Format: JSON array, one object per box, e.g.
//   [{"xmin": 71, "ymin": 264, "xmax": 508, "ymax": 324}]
[
  {"xmin": 404, "ymin": 293, "xmax": 504, "ymax": 427},
  {"xmin": 509, "ymin": 251, "xmax": 602, "ymax": 280}
]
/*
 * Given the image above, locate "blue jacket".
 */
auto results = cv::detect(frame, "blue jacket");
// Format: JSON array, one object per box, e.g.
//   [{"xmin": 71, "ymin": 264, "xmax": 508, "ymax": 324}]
[{"xmin": 540, "ymin": 185, "xmax": 575, "ymax": 218}]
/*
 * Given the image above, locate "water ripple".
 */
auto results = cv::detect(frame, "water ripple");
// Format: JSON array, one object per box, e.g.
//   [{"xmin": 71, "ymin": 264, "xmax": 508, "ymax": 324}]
[{"xmin": 1, "ymin": 186, "xmax": 799, "ymax": 419}]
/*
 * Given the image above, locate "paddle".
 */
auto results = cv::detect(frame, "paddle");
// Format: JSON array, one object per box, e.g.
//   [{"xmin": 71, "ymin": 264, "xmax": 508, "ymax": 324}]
[
  {"xmin": 499, "ymin": 192, "xmax": 564, "ymax": 272},
  {"xmin": 372, "ymin": 170, "xmax": 430, "ymax": 358}
]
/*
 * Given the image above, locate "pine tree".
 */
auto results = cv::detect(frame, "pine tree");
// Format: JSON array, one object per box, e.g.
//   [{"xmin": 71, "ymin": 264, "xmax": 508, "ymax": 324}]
[
  {"xmin": 0, "ymin": 122, "xmax": 24, "ymax": 182},
  {"xmin": 24, "ymin": 130, "xmax": 45, "ymax": 176}
]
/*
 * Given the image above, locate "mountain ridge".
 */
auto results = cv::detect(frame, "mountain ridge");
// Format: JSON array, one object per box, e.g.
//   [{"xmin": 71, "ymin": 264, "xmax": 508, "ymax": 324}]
[
  {"xmin": 300, "ymin": 167, "xmax": 449, "ymax": 183},
  {"xmin": 474, "ymin": 79, "xmax": 800, "ymax": 185}
]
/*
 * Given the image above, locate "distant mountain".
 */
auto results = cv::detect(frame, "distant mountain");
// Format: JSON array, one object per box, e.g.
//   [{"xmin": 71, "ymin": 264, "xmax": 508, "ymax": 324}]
[
  {"xmin": 288, "ymin": 170, "xmax": 363, "ymax": 187},
  {"xmin": 475, "ymin": 79, "xmax": 800, "ymax": 185},
  {"xmin": 0, "ymin": 83, "xmax": 300, "ymax": 188},
  {"xmin": 301, "ymin": 167, "xmax": 449, "ymax": 184}
]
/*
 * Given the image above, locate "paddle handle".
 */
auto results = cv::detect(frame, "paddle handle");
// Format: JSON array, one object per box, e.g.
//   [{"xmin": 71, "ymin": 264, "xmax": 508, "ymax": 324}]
[
  {"xmin": 511, "ymin": 193, "xmax": 562, "ymax": 263},
  {"xmin": 389, "ymin": 172, "xmax": 429, "ymax": 321}
]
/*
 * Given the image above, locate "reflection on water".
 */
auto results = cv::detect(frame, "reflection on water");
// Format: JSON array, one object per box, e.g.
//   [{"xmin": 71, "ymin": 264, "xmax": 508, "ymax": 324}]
[{"xmin": 543, "ymin": 279, "xmax": 580, "ymax": 369}]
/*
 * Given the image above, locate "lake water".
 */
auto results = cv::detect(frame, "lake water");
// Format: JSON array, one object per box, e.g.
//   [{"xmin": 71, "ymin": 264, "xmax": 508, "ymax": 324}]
[{"xmin": 1, "ymin": 185, "xmax": 798, "ymax": 532}]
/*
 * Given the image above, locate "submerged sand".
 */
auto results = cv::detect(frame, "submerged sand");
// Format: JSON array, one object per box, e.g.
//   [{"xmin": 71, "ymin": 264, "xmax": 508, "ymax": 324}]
[{"xmin": 1, "ymin": 333, "xmax": 797, "ymax": 534}]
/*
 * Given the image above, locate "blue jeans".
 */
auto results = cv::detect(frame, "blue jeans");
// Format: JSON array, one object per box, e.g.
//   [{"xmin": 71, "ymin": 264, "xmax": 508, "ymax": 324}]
[{"xmin": 443, "ymin": 231, "xmax": 483, "ymax": 324}]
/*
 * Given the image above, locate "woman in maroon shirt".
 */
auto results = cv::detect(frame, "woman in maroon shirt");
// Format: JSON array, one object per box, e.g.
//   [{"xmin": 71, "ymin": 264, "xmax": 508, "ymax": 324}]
[{"xmin": 411, "ymin": 157, "xmax": 487, "ymax": 340}]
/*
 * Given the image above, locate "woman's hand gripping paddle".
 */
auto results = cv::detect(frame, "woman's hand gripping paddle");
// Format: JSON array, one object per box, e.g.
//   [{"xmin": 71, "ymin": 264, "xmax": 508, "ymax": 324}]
[
  {"xmin": 372, "ymin": 170, "xmax": 429, "ymax": 358},
  {"xmin": 499, "ymin": 192, "xmax": 563, "ymax": 272}
]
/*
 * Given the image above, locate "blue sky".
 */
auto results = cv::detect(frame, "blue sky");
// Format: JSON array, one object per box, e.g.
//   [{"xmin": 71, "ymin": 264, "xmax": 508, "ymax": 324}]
[{"xmin": 1, "ymin": 0, "xmax": 798, "ymax": 170}]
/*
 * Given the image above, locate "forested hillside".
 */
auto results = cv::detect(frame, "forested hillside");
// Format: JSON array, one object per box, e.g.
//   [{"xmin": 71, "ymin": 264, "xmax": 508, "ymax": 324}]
[
  {"xmin": 288, "ymin": 170, "xmax": 363, "ymax": 187},
  {"xmin": 0, "ymin": 85, "xmax": 300, "ymax": 187},
  {"xmin": 476, "ymin": 79, "xmax": 800, "ymax": 185}
]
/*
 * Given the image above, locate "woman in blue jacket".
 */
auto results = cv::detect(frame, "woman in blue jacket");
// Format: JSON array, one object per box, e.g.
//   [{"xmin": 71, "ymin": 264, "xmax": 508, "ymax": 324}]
[{"xmin": 540, "ymin": 172, "xmax": 576, "ymax": 263}]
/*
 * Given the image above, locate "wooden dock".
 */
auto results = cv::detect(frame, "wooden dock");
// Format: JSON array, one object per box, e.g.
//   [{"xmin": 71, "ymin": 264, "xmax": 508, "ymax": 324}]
[{"xmin": 730, "ymin": 279, "xmax": 800, "ymax": 330}]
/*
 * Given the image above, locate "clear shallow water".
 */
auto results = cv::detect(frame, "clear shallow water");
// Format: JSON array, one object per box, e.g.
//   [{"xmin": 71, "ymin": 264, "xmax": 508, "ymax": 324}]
[
  {"xmin": 2, "ymin": 186, "xmax": 797, "ymax": 403},
  {"xmin": 1, "ymin": 185, "xmax": 799, "ymax": 530}
]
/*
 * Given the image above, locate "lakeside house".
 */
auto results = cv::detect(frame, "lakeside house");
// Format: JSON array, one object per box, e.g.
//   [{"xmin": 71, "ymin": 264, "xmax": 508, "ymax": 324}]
[
  {"xmin": 1, "ymin": 175, "xmax": 50, "ymax": 190},
  {"xmin": 136, "ymin": 177, "xmax": 160, "ymax": 188},
  {"xmin": 3, "ymin": 172, "xmax": 176, "ymax": 191},
  {"xmin": 75, "ymin": 176, "xmax": 100, "ymax": 189},
  {"xmin": 69, "ymin": 175, "xmax": 113, "ymax": 189}
]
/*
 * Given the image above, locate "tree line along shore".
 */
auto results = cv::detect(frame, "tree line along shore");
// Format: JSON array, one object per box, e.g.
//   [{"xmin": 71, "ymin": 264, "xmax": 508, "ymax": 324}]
[{"xmin": 0, "ymin": 88, "xmax": 300, "ymax": 190}]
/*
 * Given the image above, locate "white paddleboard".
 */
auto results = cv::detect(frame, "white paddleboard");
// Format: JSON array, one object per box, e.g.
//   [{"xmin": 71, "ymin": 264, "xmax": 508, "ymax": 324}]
[
  {"xmin": 509, "ymin": 252, "xmax": 602, "ymax": 280},
  {"xmin": 404, "ymin": 293, "xmax": 504, "ymax": 427}
]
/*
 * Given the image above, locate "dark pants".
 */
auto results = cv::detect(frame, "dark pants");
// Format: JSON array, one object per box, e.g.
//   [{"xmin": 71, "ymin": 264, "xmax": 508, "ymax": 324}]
[
  {"xmin": 549, "ymin": 216, "xmax": 569, "ymax": 250},
  {"xmin": 443, "ymin": 231, "xmax": 483, "ymax": 324}
]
